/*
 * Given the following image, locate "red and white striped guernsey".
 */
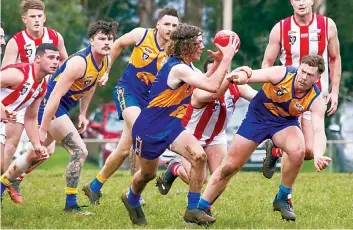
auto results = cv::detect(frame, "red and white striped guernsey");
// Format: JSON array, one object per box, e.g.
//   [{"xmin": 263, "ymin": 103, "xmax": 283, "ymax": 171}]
[
  {"xmin": 1, "ymin": 63, "xmax": 47, "ymax": 113},
  {"xmin": 279, "ymin": 13, "xmax": 329, "ymax": 93},
  {"xmin": 13, "ymin": 27, "xmax": 59, "ymax": 64},
  {"xmin": 182, "ymin": 84, "xmax": 240, "ymax": 145}
]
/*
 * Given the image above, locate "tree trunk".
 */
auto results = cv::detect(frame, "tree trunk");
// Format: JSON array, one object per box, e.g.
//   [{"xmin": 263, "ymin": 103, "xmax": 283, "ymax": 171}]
[
  {"xmin": 184, "ymin": 0, "xmax": 203, "ymax": 28},
  {"xmin": 313, "ymin": 0, "xmax": 326, "ymax": 15},
  {"xmin": 139, "ymin": 0, "xmax": 156, "ymax": 27}
]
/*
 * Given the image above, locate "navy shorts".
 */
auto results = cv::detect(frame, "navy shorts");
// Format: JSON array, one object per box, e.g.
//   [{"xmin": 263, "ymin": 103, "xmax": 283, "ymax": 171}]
[
  {"xmin": 38, "ymin": 99, "xmax": 69, "ymax": 125},
  {"xmin": 237, "ymin": 112, "xmax": 300, "ymax": 143},
  {"xmin": 113, "ymin": 83, "xmax": 147, "ymax": 120}
]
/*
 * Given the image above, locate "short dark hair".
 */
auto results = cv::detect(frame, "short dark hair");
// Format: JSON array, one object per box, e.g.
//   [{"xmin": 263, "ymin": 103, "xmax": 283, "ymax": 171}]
[
  {"xmin": 301, "ymin": 55, "xmax": 325, "ymax": 75},
  {"xmin": 20, "ymin": 0, "xmax": 45, "ymax": 15},
  {"xmin": 157, "ymin": 8, "xmax": 179, "ymax": 21},
  {"xmin": 35, "ymin": 43, "xmax": 58, "ymax": 56},
  {"xmin": 88, "ymin": 20, "xmax": 119, "ymax": 40},
  {"xmin": 0, "ymin": 22, "xmax": 3, "ymax": 28},
  {"xmin": 165, "ymin": 23, "xmax": 203, "ymax": 59},
  {"xmin": 203, "ymin": 56, "xmax": 214, "ymax": 73}
]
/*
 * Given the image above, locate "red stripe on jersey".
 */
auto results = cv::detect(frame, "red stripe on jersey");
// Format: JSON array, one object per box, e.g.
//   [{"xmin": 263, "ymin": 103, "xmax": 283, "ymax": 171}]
[
  {"xmin": 228, "ymin": 84, "xmax": 240, "ymax": 102},
  {"xmin": 182, "ymin": 104, "xmax": 194, "ymax": 127},
  {"xmin": 47, "ymin": 28, "xmax": 59, "ymax": 46},
  {"xmin": 24, "ymin": 29, "xmax": 45, "ymax": 47},
  {"xmin": 193, "ymin": 103, "xmax": 214, "ymax": 140},
  {"xmin": 316, "ymin": 15, "xmax": 326, "ymax": 56},
  {"xmin": 1, "ymin": 64, "xmax": 31, "ymax": 106},
  {"xmin": 205, "ymin": 96, "xmax": 226, "ymax": 145},
  {"xmin": 299, "ymin": 26, "xmax": 309, "ymax": 62},
  {"xmin": 13, "ymin": 32, "xmax": 29, "ymax": 63},
  {"xmin": 282, "ymin": 17, "xmax": 292, "ymax": 66}
]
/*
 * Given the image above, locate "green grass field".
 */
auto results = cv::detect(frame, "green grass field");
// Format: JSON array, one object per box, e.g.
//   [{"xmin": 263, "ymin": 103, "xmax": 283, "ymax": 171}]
[{"xmin": 1, "ymin": 147, "xmax": 352, "ymax": 229}]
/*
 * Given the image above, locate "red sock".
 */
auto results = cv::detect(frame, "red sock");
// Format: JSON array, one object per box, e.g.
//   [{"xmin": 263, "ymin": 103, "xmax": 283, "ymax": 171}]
[
  {"xmin": 171, "ymin": 162, "xmax": 181, "ymax": 177},
  {"xmin": 271, "ymin": 147, "xmax": 283, "ymax": 158}
]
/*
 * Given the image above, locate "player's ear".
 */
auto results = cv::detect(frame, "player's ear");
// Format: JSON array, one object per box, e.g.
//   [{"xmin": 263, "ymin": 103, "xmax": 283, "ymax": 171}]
[
  {"xmin": 21, "ymin": 15, "xmax": 27, "ymax": 24},
  {"xmin": 89, "ymin": 37, "xmax": 94, "ymax": 46},
  {"xmin": 43, "ymin": 14, "xmax": 46, "ymax": 23}
]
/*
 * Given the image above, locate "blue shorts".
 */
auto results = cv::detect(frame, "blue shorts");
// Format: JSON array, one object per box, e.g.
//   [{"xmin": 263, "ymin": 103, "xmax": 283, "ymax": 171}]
[
  {"xmin": 37, "ymin": 100, "xmax": 69, "ymax": 125},
  {"xmin": 237, "ymin": 112, "xmax": 300, "ymax": 143},
  {"xmin": 131, "ymin": 117, "xmax": 185, "ymax": 160},
  {"xmin": 113, "ymin": 82, "xmax": 147, "ymax": 120}
]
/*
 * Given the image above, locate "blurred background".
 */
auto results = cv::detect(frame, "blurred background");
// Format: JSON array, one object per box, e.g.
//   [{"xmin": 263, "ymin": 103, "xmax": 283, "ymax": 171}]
[{"xmin": 2, "ymin": 0, "xmax": 352, "ymax": 172}]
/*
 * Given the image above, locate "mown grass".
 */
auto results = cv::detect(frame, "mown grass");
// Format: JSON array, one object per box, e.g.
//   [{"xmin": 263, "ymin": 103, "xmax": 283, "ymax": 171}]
[{"xmin": 1, "ymin": 147, "xmax": 352, "ymax": 229}]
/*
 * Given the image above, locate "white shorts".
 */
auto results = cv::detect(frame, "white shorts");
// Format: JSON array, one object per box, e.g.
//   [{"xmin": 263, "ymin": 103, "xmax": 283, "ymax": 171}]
[
  {"xmin": 16, "ymin": 109, "xmax": 25, "ymax": 125},
  {"xmin": 199, "ymin": 131, "xmax": 227, "ymax": 147}
]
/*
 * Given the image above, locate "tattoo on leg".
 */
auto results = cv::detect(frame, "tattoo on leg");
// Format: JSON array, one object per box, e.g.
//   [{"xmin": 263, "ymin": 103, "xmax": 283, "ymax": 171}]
[
  {"xmin": 62, "ymin": 132, "xmax": 84, "ymax": 188},
  {"xmin": 129, "ymin": 148, "xmax": 138, "ymax": 176}
]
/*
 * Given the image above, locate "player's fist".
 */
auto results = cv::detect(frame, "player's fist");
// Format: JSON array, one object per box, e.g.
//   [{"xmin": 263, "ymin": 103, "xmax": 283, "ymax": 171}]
[{"xmin": 314, "ymin": 155, "xmax": 332, "ymax": 172}]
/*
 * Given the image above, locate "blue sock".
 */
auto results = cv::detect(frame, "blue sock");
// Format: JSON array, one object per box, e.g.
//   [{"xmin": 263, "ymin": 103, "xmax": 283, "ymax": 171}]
[
  {"xmin": 198, "ymin": 198, "xmax": 211, "ymax": 211},
  {"xmin": 127, "ymin": 185, "xmax": 140, "ymax": 208},
  {"xmin": 276, "ymin": 184, "xmax": 292, "ymax": 200},
  {"xmin": 187, "ymin": 192, "xmax": 200, "ymax": 210},
  {"xmin": 66, "ymin": 194, "xmax": 77, "ymax": 207},
  {"xmin": 1, "ymin": 182, "xmax": 8, "ymax": 196},
  {"xmin": 90, "ymin": 177, "xmax": 104, "ymax": 193}
]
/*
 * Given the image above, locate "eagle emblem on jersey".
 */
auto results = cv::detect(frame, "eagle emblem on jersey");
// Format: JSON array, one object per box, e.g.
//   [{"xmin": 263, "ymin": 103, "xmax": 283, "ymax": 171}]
[
  {"xmin": 276, "ymin": 86, "xmax": 289, "ymax": 96},
  {"xmin": 84, "ymin": 76, "xmax": 93, "ymax": 86},
  {"xmin": 294, "ymin": 102, "xmax": 304, "ymax": 112},
  {"xmin": 20, "ymin": 86, "xmax": 28, "ymax": 95}
]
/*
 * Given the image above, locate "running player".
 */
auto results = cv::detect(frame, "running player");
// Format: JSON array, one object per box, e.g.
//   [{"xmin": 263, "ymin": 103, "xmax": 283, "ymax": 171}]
[
  {"xmin": 197, "ymin": 55, "xmax": 331, "ymax": 223},
  {"xmin": 156, "ymin": 56, "xmax": 257, "ymax": 196},
  {"xmin": 82, "ymin": 8, "xmax": 179, "ymax": 206},
  {"xmin": 1, "ymin": 43, "xmax": 60, "ymax": 201},
  {"xmin": 121, "ymin": 23, "xmax": 239, "ymax": 226},
  {"xmin": 1, "ymin": 20, "xmax": 117, "ymax": 214},
  {"xmin": 0, "ymin": 0, "xmax": 68, "ymax": 203},
  {"xmin": 261, "ymin": 0, "xmax": 341, "ymax": 178}
]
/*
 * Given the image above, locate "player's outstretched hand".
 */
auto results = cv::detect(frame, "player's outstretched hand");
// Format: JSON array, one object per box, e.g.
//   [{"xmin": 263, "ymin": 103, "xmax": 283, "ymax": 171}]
[
  {"xmin": 34, "ymin": 144, "xmax": 49, "ymax": 160},
  {"xmin": 227, "ymin": 66, "xmax": 252, "ymax": 84},
  {"xmin": 98, "ymin": 72, "xmax": 109, "ymax": 86},
  {"xmin": 314, "ymin": 155, "xmax": 332, "ymax": 172},
  {"xmin": 327, "ymin": 92, "xmax": 338, "ymax": 116},
  {"xmin": 77, "ymin": 114, "xmax": 89, "ymax": 134},
  {"xmin": 5, "ymin": 109, "xmax": 17, "ymax": 123},
  {"xmin": 215, "ymin": 35, "xmax": 239, "ymax": 60}
]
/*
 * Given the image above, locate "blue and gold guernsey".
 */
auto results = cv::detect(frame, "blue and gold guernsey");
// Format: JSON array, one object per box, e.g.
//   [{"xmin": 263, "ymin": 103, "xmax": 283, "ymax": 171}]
[
  {"xmin": 238, "ymin": 66, "xmax": 321, "ymax": 143},
  {"xmin": 113, "ymin": 28, "xmax": 168, "ymax": 119},
  {"xmin": 38, "ymin": 46, "xmax": 108, "ymax": 122},
  {"xmin": 131, "ymin": 56, "xmax": 193, "ymax": 160}
]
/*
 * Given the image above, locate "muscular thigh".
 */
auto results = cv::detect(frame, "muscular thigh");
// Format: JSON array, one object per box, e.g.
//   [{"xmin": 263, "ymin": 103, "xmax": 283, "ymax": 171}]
[
  {"xmin": 122, "ymin": 106, "xmax": 141, "ymax": 130},
  {"xmin": 204, "ymin": 144, "xmax": 227, "ymax": 174},
  {"xmin": 272, "ymin": 126, "xmax": 305, "ymax": 154},
  {"xmin": 301, "ymin": 117, "xmax": 314, "ymax": 151},
  {"xmin": 170, "ymin": 130, "xmax": 206, "ymax": 164},
  {"xmin": 47, "ymin": 115, "xmax": 86, "ymax": 151},
  {"xmin": 5, "ymin": 122, "xmax": 24, "ymax": 145}
]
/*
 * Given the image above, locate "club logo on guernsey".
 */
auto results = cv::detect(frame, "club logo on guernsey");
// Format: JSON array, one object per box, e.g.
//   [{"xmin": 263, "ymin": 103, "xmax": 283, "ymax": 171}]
[
  {"xmin": 288, "ymin": 31, "xmax": 297, "ymax": 45},
  {"xmin": 294, "ymin": 102, "xmax": 304, "ymax": 112},
  {"xmin": 20, "ymin": 86, "xmax": 28, "ymax": 95},
  {"xmin": 142, "ymin": 47, "xmax": 152, "ymax": 61},
  {"xmin": 84, "ymin": 76, "xmax": 93, "ymax": 86},
  {"xmin": 276, "ymin": 86, "xmax": 289, "ymax": 96},
  {"xmin": 212, "ymin": 102, "xmax": 219, "ymax": 112}
]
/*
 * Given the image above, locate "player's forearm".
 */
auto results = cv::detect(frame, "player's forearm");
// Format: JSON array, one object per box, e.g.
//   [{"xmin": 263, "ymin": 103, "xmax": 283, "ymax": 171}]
[
  {"xmin": 41, "ymin": 95, "xmax": 61, "ymax": 131},
  {"xmin": 24, "ymin": 116, "xmax": 41, "ymax": 147},
  {"xmin": 313, "ymin": 131, "xmax": 327, "ymax": 157},
  {"xmin": 207, "ymin": 57, "xmax": 232, "ymax": 92},
  {"xmin": 107, "ymin": 40, "xmax": 124, "ymax": 73},
  {"xmin": 329, "ymin": 56, "xmax": 342, "ymax": 95}
]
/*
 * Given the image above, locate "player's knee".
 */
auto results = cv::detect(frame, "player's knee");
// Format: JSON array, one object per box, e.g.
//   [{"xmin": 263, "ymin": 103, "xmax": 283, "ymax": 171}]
[
  {"xmin": 141, "ymin": 171, "xmax": 156, "ymax": 182},
  {"xmin": 290, "ymin": 146, "xmax": 305, "ymax": 164},
  {"xmin": 220, "ymin": 163, "xmax": 238, "ymax": 179},
  {"xmin": 304, "ymin": 147, "xmax": 314, "ymax": 160},
  {"xmin": 4, "ymin": 143, "xmax": 18, "ymax": 156},
  {"xmin": 194, "ymin": 152, "xmax": 207, "ymax": 165}
]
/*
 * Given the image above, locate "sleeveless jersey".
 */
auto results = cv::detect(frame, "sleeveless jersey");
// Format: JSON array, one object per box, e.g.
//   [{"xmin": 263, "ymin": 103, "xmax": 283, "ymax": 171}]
[
  {"xmin": 250, "ymin": 66, "xmax": 321, "ymax": 122},
  {"xmin": 1, "ymin": 63, "xmax": 47, "ymax": 112},
  {"xmin": 45, "ymin": 46, "xmax": 108, "ymax": 111},
  {"xmin": 182, "ymin": 84, "xmax": 240, "ymax": 145},
  {"xmin": 13, "ymin": 27, "xmax": 59, "ymax": 64},
  {"xmin": 119, "ymin": 28, "xmax": 168, "ymax": 101},
  {"xmin": 279, "ymin": 13, "xmax": 329, "ymax": 92}
]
